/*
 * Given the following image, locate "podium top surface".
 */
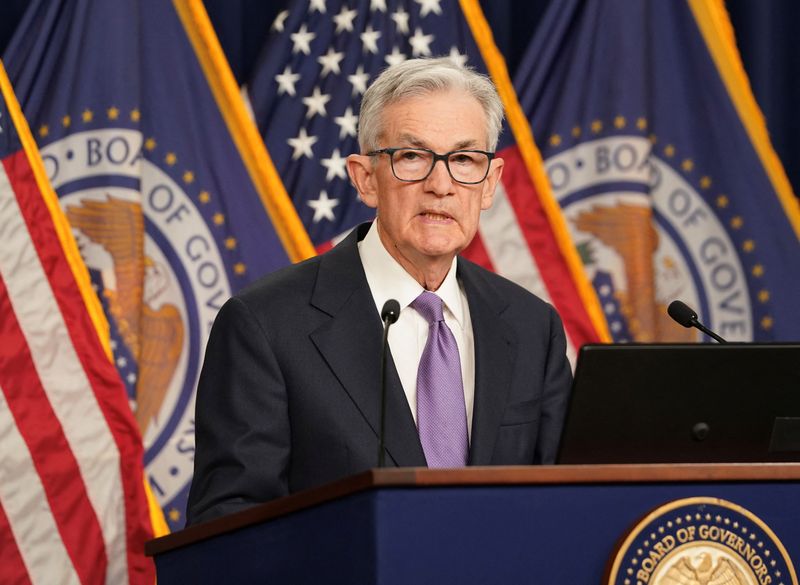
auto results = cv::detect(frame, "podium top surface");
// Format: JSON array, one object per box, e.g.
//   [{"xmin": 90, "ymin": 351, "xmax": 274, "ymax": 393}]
[{"xmin": 145, "ymin": 463, "xmax": 800, "ymax": 556}]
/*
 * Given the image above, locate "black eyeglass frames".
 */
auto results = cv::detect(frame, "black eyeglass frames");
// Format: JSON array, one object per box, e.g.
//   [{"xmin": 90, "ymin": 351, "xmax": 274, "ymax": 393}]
[{"xmin": 367, "ymin": 147, "xmax": 495, "ymax": 185}]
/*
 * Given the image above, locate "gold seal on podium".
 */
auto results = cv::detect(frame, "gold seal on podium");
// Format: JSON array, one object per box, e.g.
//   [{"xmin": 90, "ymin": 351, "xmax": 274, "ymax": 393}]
[{"xmin": 607, "ymin": 497, "xmax": 797, "ymax": 585}]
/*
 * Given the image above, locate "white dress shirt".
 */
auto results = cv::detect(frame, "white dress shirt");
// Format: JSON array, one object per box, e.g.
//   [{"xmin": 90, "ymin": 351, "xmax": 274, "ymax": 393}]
[{"xmin": 358, "ymin": 222, "xmax": 476, "ymax": 439}]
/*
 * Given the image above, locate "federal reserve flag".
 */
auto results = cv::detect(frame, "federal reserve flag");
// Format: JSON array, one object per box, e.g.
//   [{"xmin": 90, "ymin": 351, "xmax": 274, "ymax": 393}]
[
  {"xmin": 0, "ymin": 62, "xmax": 155, "ymax": 583},
  {"xmin": 516, "ymin": 0, "xmax": 800, "ymax": 342},
  {"xmin": 3, "ymin": 0, "xmax": 313, "ymax": 530},
  {"xmin": 246, "ymin": 0, "xmax": 610, "ymax": 358}
]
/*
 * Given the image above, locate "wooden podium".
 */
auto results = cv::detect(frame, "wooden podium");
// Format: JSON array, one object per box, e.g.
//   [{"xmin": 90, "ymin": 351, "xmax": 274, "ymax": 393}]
[{"xmin": 146, "ymin": 464, "xmax": 800, "ymax": 584}]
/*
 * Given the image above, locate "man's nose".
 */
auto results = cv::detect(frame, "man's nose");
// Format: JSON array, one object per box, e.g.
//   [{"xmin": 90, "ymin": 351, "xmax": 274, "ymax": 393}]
[{"xmin": 424, "ymin": 158, "xmax": 455, "ymax": 196}]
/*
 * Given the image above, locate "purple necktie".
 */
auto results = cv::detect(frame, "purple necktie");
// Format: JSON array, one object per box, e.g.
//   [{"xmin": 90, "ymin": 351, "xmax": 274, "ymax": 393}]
[{"xmin": 412, "ymin": 291, "xmax": 469, "ymax": 467}]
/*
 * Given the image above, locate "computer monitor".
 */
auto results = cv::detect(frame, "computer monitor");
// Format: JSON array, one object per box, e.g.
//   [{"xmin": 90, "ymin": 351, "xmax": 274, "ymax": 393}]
[{"xmin": 556, "ymin": 344, "xmax": 800, "ymax": 464}]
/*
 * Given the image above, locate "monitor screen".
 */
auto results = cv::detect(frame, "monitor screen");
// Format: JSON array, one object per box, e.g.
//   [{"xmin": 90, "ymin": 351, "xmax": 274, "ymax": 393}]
[{"xmin": 557, "ymin": 344, "xmax": 800, "ymax": 464}]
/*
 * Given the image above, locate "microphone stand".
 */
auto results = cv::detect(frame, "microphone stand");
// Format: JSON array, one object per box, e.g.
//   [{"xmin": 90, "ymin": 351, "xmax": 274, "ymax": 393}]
[{"xmin": 379, "ymin": 300, "xmax": 400, "ymax": 467}]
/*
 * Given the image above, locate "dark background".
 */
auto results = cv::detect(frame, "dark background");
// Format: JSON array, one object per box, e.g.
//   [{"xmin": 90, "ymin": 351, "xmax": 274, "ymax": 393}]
[{"xmin": 2, "ymin": 1, "xmax": 799, "ymax": 198}]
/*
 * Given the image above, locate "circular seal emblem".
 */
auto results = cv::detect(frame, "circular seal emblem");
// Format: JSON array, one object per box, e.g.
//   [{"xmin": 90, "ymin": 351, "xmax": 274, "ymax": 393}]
[
  {"xmin": 608, "ymin": 497, "xmax": 797, "ymax": 585},
  {"xmin": 39, "ymin": 126, "xmax": 232, "ymax": 527},
  {"xmin": 545, "ymin": 133, "xmax": 768, "ymax": 342}
]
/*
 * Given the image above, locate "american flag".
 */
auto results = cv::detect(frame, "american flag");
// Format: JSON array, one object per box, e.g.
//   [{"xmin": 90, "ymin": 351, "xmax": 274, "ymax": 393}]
[
  {"xmin": 4, "ymin": 0, "xmax": 314, "ymax": 534},
  {"xmin": 0, "ymin": 62, "xmax": 155, "ymax": 584},
  {"xmin": 247, "ymin": 0, "xmax": 609, "ymax": 355}
]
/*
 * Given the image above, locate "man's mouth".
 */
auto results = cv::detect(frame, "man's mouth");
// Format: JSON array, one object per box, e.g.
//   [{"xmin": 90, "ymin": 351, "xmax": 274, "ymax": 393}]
[{"xmin": 419, "ymin": 211, "xmax": 453, "ymax": 221}]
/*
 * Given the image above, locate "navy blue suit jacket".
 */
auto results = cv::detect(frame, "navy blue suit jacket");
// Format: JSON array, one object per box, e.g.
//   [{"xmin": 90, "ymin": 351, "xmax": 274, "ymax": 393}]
[{"xmin": 187, "ymin": 223, "xmax": 572, "ymax": 525}]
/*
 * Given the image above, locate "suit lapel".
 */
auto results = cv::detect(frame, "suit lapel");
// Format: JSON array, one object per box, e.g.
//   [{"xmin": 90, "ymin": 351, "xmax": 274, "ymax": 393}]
[
  {"xmin": 459, "ymin": 260, "xmax": 516, "ymax": 465},
  {"xmin": 309, "ymin": 225, "xmax": 426, "ymax": 467}
]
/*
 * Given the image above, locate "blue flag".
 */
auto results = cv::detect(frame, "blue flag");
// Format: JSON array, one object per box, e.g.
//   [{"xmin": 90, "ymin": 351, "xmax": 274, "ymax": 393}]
[
  {"xmin": 3, "ymin": 0, "xmax": 313, "ymax": 530},
  {"xmin": 516, "ymin": 0, "xmax": 800, "ymax": 342}
]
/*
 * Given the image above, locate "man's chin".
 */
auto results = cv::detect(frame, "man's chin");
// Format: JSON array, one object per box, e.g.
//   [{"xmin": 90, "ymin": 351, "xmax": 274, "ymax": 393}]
[{"xmin": 414, "ymin": 241, "xmax": 465, "ymax": 262}]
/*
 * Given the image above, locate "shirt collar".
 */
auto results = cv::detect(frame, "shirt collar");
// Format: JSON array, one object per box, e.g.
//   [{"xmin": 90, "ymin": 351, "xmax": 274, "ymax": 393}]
[{"xmin": 358, "ymin": 221, "xmax": 465, "ymax": 328}]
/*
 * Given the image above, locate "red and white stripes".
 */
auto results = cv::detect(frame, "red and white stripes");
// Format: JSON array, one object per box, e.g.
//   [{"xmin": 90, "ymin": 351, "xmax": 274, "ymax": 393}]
[{"xmin": 0, "ymin": 134, "xmax": 154, "ymax": 582}]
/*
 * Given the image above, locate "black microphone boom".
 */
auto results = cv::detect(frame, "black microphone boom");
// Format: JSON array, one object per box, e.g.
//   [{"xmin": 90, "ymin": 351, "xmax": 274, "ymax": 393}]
[
  {"xmin": 667, "ymin": 300, "xmax": 727, "ymax": 343},
  {"xmin": 378, "ymin": 299, "xmax": 401, "ymax": 467}
]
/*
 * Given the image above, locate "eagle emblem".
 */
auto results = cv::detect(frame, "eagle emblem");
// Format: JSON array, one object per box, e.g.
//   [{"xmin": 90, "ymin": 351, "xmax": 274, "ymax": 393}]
[
  {"xmin": 660, "ymin": 553, "xmax": 749, "ymax": 585},
  {"xmin": 66, "ymin": 195, "xmax": 184, "ymax": 435},
  {"xmin": 574, "ymin": 202, "xmax": 696, "ymax": 342}
]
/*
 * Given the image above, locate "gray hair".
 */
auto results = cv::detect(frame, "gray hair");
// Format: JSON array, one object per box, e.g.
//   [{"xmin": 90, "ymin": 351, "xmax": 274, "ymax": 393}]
[{"xmin": 357, "ymin": 57, "xmax": 504, "ymax": 153}]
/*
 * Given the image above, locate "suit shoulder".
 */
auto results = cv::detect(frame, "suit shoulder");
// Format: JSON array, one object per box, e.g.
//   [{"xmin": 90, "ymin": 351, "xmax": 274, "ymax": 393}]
[
  {"xmin": 236, "ymin": 254, "xmax": 322, "ymax": 309},
  {"xmin": 458, "ymin": 256, "xmax": 554, "ymax": 314}
]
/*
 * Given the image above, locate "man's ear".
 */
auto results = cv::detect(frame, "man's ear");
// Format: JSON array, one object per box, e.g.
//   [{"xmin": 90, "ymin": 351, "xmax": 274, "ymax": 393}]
[
  {"xmin": 480, "ymin": 157, "xmax": 504, "ymax": 210},
  {"xmin": 347, "ymin": 154, "xmax": 378, "ymax": 209}
]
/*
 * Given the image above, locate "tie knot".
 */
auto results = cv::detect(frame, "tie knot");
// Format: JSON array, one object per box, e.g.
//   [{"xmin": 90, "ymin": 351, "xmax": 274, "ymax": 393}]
[{"xmin": 412, "ymin": 291, "xmax": 445, "ymax": 324}]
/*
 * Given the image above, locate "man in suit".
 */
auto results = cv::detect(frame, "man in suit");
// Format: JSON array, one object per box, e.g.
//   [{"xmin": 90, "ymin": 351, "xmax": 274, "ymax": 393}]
[{"xmin": 187, "ymin": 57, "xmax": 572, "ymax": 525}]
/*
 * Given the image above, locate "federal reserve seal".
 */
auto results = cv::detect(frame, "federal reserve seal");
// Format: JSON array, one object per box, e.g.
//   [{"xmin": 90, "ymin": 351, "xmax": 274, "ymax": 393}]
[
  {"xmin": 39, "ymin": 123, "xmax": 235, "ymax": 528},
  {"xmin": 608, "ymin": 497, "xmax": 797, "ymax": 585},
  {"xmin": 544, "ymin": 129, "xmax": 773, "ymax": 343}
]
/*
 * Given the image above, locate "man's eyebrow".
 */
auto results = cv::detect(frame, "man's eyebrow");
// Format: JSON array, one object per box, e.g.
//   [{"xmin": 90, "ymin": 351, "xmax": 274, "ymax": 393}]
[
  {"xmin": 453, "ymin": 139, "xmax": 479, "ymax": 150},
  {"xmin": 396, "ymin": 134, "xmax": 427, "ymax": 148},
  {"xmin": 395, "ymin": 134, "xmax": 482, "ymax": 150}
]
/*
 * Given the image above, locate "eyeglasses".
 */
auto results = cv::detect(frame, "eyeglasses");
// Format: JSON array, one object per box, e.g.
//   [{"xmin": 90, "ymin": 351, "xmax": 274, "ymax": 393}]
[{"xmin": 367, "ymin": 147, "xmax": 495, "ymax": 185}]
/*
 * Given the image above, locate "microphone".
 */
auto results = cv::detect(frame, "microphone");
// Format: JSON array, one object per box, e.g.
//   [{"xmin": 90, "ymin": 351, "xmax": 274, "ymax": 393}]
[
  {"xmin": 378, "ymin": 299, "xmax": 400, "ymax": 467},
  {"xmin": 667, "ymin": 300, "xmax": 727, "ymax": 343},
  {"xmin": 381, "ymin": 299, "xmax": 400, "ymax": 325}
]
